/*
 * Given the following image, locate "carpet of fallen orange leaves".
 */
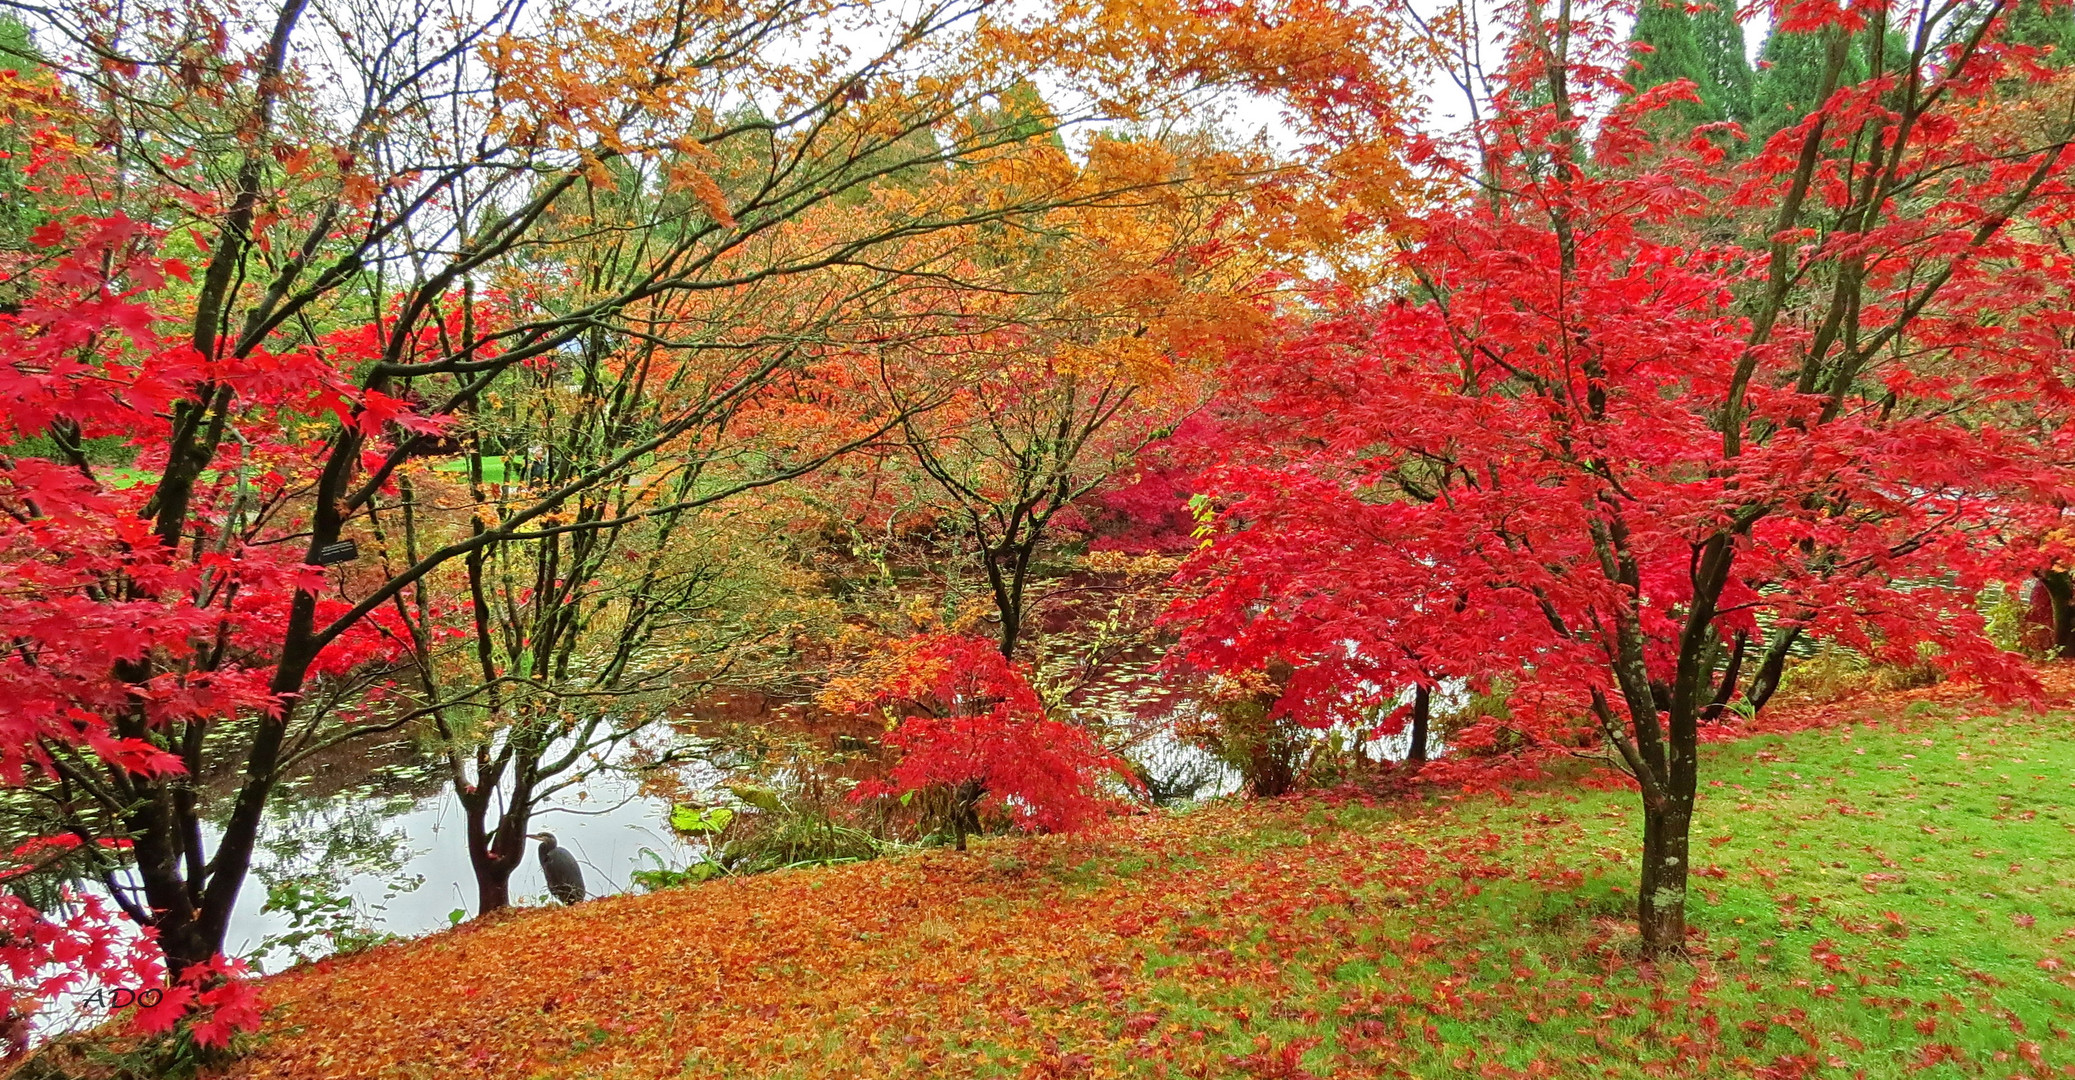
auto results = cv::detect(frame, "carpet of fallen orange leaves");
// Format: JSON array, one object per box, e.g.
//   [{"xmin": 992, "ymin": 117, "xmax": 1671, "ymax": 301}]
[
  {"xmin": 30, "ymin": 672, "xmax": 2075, "ymax": 1080},
  {"xmin": 227, "ymin": 799, "xmax": 1502, "ymax": 1079}
]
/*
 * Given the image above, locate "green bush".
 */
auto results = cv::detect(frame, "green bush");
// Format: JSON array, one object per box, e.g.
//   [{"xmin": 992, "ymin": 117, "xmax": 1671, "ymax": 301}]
[
  {"xmin": 1979, "ymin": 581, "xmax": 2035, "ymax": 656},
  {"xmin": 1774, "ymin": 642, "xmax": 1943, "ymax": 707}
]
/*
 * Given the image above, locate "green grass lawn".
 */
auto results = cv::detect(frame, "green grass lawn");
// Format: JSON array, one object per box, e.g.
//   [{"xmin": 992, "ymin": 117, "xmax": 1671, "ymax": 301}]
[
  {"xmin": 1099, "ymin": 698, "xmax": 2075, "ymax": 1078},
  {"xmin": 99, "ymin": 466, "xmax": 164, "ymax": 490},
  {"xmin": 97, "ymin": 456, "xmax": 510, "ymax": 491},
  {"xmin": 431, "ymin": 455, "xmax": 508, "ymax": 483}
]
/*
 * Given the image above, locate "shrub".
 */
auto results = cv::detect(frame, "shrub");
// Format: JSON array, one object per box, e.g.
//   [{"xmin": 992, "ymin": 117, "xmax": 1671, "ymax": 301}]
[{"xmin": 823, "ymin": 635, "xmax": 1133, "ymax": 849}]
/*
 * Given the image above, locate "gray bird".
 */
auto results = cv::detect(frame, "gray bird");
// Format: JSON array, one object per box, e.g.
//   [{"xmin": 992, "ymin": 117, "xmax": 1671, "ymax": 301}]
[{"xmin": 528, "ymin": 831, "xmax": 585, "ymax": 904}]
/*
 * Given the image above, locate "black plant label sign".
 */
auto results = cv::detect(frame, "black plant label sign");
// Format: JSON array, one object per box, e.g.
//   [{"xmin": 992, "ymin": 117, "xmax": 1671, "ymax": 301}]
[{"xmin": 313, "ymin": 540, "xmax": 359, "ymax": 566}]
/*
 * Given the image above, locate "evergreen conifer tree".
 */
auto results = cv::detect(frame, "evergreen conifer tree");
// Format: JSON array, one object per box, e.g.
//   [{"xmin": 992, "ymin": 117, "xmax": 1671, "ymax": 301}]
[
  {"xmin": 0, "ymin": 17, "xmax": 44, "ymax": 272},
  {"xmin": 1628, "ymin": 0, "xmax": 1754, "ymax": 129},
  {"xmin": 1692, "ymin": 2, "xmax": 1754, "ymax": 121},
  {"xmin": 1748, "ymin": 20, "xmax": 1928, "ymax": 142},
  {"xmin": 1750, "ymin": 27, "xmax": 1845, "ymax": 141},
  {"xmin": 2005, "ymin": 0, "xmax": 2075, "ymax": 61}
]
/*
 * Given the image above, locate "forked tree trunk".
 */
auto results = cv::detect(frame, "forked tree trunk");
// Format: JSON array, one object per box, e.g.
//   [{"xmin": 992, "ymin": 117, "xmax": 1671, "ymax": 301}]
[
  {"xmin": 951, "ymin": 779, "xmax": 983, "ymax": 851},
  {"xmin": 462, "ymin": 776, "xmax": 534, "ymax": 914},
  {"xmin": 1245, "ymin": 738, "xmax": 1296, "ymax": 798},
  {"xmin": 984, "ymin": 536, "xmax": 1041, "ymax": 660}
]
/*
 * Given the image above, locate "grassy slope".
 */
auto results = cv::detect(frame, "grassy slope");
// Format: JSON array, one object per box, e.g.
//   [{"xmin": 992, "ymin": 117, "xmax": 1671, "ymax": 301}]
[{"xmin": 219, "ymin": 690, "xmax": 2075, "ymax": 1080}]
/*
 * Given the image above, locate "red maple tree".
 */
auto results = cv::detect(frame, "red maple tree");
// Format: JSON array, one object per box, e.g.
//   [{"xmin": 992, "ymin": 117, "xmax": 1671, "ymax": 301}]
[
  {"xmin": 826, "ymin": 635, "xmax": 1134, "ymax": 849},
  {"xmin": 0, "ymin": 205, "xmax": 404, "ymax": 1043},
  {"xmin": 1172, "ymin": 0, "xmax": 2074, "ymax": 954}
]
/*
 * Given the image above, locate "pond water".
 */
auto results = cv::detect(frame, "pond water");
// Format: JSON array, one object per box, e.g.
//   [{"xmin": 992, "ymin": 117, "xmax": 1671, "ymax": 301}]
[
  {"xmin": 202, "ymin": 723, "xmax": 1247, "ymax": 968},
  {"xmin": 31, "ymin": 740, "xmax": 718, "ymax": 1042},
  {"xmin": 29, "ymin": 708, "xmax": 1431, "ymax": 1041},
  {"xmin": 189, "ymin": 709, "xmax": 1431, "ymax": 970},
  {"xmin": 214, "ymin": 738, "xmax": 725, "ymax": 968}
]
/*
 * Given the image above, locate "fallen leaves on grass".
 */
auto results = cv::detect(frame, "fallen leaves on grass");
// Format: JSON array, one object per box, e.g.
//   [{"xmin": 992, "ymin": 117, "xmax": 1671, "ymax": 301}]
[{"xmin": 205, "ymin": 686, "xmax": 2075, "ymax": 1079}]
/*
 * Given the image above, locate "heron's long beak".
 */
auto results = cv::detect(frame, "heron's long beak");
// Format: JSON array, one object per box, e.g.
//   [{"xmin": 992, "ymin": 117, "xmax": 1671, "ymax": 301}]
[{"xmin": 526, "ymin": 832, "xmax": 549, "ymax": 840}]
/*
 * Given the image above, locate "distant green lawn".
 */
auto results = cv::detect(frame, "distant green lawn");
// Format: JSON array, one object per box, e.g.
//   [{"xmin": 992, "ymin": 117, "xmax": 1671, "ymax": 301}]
[
  {"xmin": 98, "ymin": 457, "xmax": 510, "ymax": 491},
  {"xmin": 100, "ymin": 466, "xmax": 154, "ymax": 490},
  {"xmin": 431, "ymin": 456, "xmax": 508, "ymax": 483}
]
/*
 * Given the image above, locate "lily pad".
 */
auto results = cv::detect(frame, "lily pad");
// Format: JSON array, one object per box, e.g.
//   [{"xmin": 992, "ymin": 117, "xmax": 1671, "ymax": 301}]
[{"xmin": 670, "ymin": 805, "xmax": 735, "ymax": 834}]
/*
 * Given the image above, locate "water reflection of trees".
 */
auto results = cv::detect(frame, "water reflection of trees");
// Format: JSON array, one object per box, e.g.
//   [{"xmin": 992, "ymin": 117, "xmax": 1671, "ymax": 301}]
[{"xmin": 246, "ymin": 783, "xmax": 426, "ymax": 972}]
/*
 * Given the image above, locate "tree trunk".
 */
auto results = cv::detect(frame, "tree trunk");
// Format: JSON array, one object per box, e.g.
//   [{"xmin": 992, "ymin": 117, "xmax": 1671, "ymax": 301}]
[
  {"xmin": 185, "ymin": 625, "xmax": 325, "ymax": 971},
  {"xmin": 1637, "ymin": 796, "xmax": 1692, "ymax": 958},
  {"xmin": 1245, "ymin": 737, "xmax": 1295, "ymax": 798},
  {"xmin": 1744, "ymin": 624, "xmax": 1801, "ymax": 712},
  {"xmin": 125, "ymin": 0, "xmax": 314, "ymax": 967},
  {"xmin": 950, "ymin": 779, "xmax": 983, "ymax": 851},
  {"xmin": 126, "ymin": 805, "xmax": 207, "ymax": 970},
  {"xmin": 466, "ymin": 804, "xmax": 526, "ymax": 914},
  {"xmin": 1407, "ymin": 685, "xmax": 1430, "ymax": 764},
  {"xmin": 462, "ymin": 772, "xmax": 535, "ymax": 915},
  {"xmin": 2039, "ymin": 570, "xmax": 2075, "ymax": 659},
  {"xmin": 475, "ymin": 862, "xmax": 515, "ymax": 914},
  {"xmin": 1703, "ymin": 630, "xmax": 1748, "ymax": 719},
  {"xmin": 984, "ymin": 538, "xmax": 1039, "ymax": 659},
  {"xmin": 1626, "ymin": 529, "xmax": 1721, "ymax": 963}
]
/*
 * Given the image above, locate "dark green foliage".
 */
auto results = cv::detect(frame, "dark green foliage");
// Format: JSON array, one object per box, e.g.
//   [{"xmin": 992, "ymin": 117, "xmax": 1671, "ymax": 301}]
[
  {"xmin": 1748, "ymin": 22, "xmax": 1926, "ymax": 142},
  {"xmin": 7, "ymin": 431, "xmax": 136, "ymax": 466},
  {"xmin": 0, "ymin": 16, "xmax": 46, "ymax": 272},
  {"xmin": 2004, "ymin": 0, "xmax": 2075, "ymax": 61},
  {"xmin": 1628, "ymin": 0, "xmax": 1755, "ymax": 129},
  {"xmin": 716, "ymin": 801, "xmax": 890, "ymax": 873},
  {"xmin": 1751, "ymin": 27, "xmax": 1846, "ymax": 141},
  {"xmin": 1690, "ymin": 1, "xmax": 1755, "ymax": 121},
  {"xmin": 975, "ymin": 81, "xmax": 1066, "ymax": 151}
]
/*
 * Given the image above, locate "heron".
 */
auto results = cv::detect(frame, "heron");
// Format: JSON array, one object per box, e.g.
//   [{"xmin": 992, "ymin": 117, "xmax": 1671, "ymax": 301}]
[{"xmin": 528, "ymin": 831, "xmax": 586, "ymax": 904}]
